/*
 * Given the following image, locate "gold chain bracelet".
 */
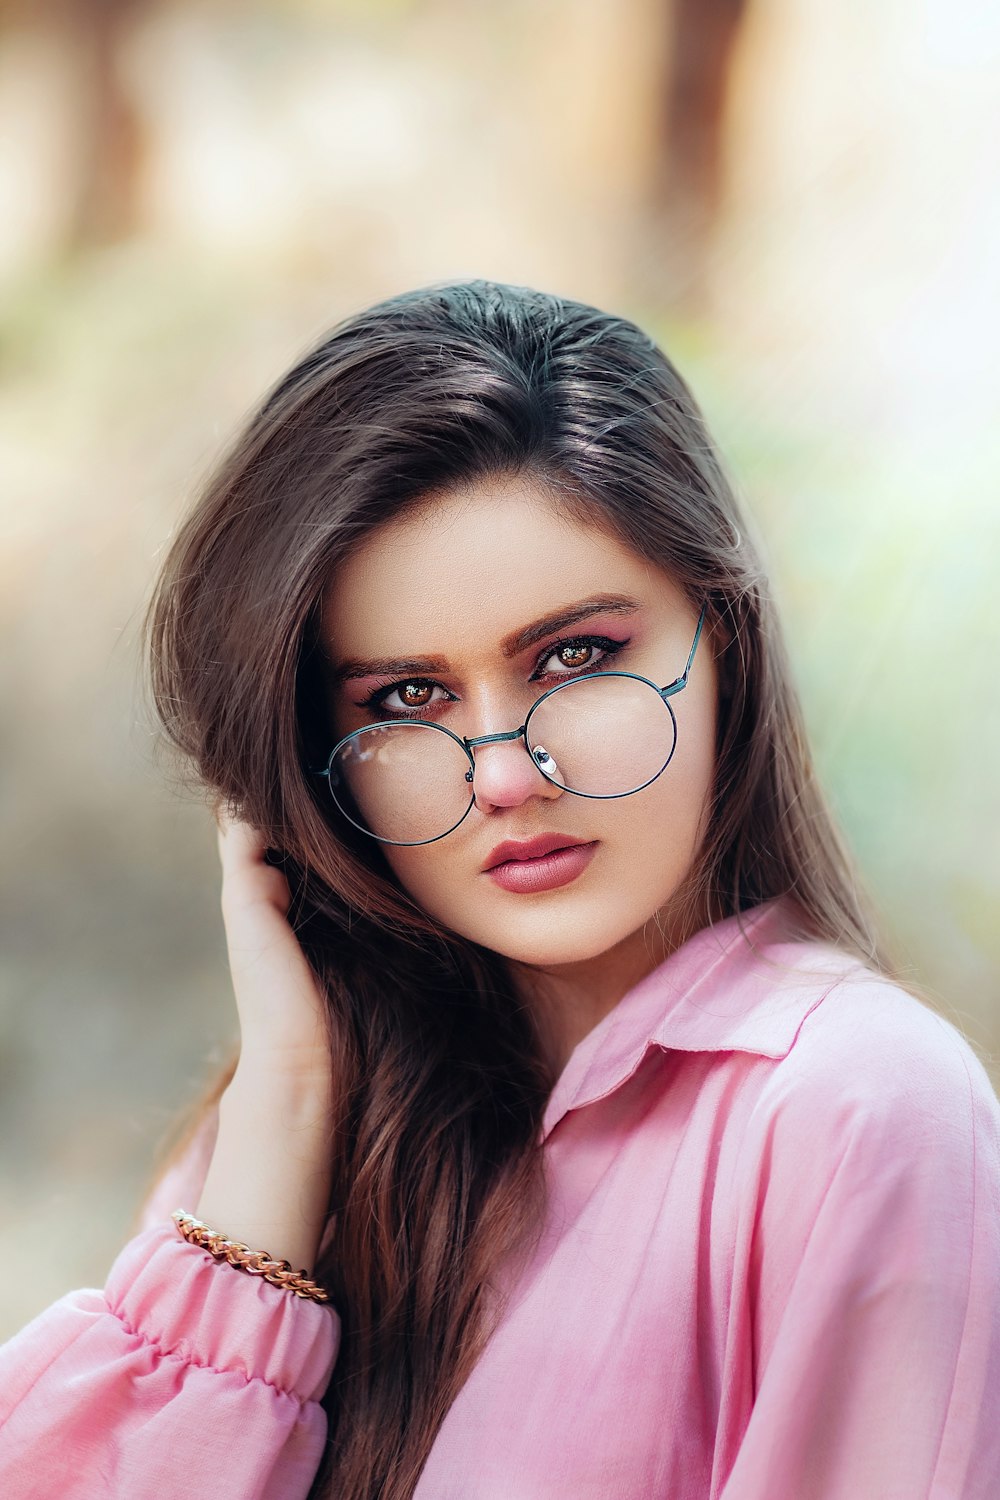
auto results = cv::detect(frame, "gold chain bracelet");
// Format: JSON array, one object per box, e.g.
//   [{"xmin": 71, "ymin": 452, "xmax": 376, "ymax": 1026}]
[{"xmin": 171, "ymin": 1210, "xmax": 330, "ymax": 1303}]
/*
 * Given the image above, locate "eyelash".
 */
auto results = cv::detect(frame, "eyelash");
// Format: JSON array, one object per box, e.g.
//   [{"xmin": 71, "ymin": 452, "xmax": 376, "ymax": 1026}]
[{"xmin": 358, "ymin": 634, "xmax": 630, "ymax": 719}]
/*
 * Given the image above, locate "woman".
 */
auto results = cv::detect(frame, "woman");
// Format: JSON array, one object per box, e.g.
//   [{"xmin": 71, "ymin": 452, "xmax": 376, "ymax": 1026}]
[{"xmin": 1, "ymin": 280, "xmax": 997, "ymax": 1500}]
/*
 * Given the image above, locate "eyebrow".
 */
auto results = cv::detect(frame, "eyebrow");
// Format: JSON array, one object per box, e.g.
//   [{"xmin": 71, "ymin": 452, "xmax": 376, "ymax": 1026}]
[{"xmin": 328, "ymin": 592, "xmax": 643, "ymax": 685}]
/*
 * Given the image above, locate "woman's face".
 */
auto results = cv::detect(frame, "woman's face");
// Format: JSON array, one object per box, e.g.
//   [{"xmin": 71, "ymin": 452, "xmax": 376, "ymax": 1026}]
[{"xmin": 319, "ymin": 474, "xmax": 718, "ymax": 971}]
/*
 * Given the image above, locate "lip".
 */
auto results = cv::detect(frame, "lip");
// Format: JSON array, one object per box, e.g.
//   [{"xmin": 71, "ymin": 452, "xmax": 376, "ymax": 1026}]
[
  {"xmin": 482, "ymin": 833, "xmax": 587, "ymax": 872},
  {"xmin": 484, "ymin": 840, "xmax": 598, "ymax": 895}
]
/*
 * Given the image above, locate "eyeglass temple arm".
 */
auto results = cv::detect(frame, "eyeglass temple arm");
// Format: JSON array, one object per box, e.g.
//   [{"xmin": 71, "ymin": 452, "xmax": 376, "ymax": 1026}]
[{"xmin": 661, "ymin": 603, "xmax": 707, "ymax": 699}]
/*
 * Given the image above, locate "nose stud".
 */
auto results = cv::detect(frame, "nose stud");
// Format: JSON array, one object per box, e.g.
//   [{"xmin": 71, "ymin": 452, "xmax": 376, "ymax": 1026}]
[{"xmin": 532, "ymin": 745, "xmax": 560, "ymax": 778}]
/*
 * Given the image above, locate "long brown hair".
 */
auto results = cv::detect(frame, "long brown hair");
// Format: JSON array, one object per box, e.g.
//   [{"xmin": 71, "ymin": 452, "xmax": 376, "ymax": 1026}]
[{"xmin": 143, "ymin": 279, "xmax": 895, "ymax": 1498}]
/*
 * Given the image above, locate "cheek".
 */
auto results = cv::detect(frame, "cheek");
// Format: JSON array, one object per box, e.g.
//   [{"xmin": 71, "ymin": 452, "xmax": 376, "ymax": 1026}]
[
  {"xmin": 380, "ymin": 843, "xmax": 456, "ymax": 909},
  {"xmin": 601, "ymin": 747, "xmax": 711, "ymax": 885},
  {"xmin": 587, "ymin": 689, "xmax": 718, "ymax": 902}
]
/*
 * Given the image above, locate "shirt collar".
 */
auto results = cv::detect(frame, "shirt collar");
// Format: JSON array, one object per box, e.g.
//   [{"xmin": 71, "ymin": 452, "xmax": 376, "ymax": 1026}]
[{"xmin": 541, "ymin": 896, "xmax": 859, "ymax": 1142}]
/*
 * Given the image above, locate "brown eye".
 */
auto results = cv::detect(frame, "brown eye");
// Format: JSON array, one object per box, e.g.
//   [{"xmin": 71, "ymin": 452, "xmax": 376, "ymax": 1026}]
[
  {"xmin": 363, "ymin": 676, "xmax": 456, "ymax": 717},
  {"xmin": 557, "ymin": 643, "xmax": 593, "ymax": 669},
  {"xmin": 399, "ymin": 682, "xmax": 433, "ymax": 707}
]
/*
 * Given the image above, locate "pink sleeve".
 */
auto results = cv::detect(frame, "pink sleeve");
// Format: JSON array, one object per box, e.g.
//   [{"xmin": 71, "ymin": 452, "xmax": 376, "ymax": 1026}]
[
  {"xmin": 719, "ymin": 990, "xmax": 1000, "ymax": 1500},
  {"xmin": 0, "ymin": 1114, "xmax": 341, "ymax": 1500}
]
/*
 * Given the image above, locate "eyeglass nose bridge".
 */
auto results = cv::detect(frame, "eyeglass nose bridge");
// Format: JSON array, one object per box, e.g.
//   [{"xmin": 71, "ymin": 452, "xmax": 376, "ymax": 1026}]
[{"xmin": 461, "ymin": 724, "xmax": 550, "ymax": 785}]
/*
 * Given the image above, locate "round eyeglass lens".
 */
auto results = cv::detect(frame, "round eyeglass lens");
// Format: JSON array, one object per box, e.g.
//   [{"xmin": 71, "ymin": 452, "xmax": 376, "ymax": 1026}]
[
  {"xmin": 329, "ymin": 720, "xmax": 474, "ymax": 844},
  {"xmin": 524, "ymin": 672, "xmax": 677, "ymax": 797}
]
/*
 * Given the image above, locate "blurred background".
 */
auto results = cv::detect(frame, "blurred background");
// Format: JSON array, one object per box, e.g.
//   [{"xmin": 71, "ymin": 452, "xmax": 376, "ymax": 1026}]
[{"xmin": 1, "ymin": 0, "xmax": 998, "ymax": 1338}]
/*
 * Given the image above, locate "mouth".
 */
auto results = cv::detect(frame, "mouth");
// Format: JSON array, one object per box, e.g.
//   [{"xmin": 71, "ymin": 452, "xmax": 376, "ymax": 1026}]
[
  {"xmin": 482, "ymin": 838, "xmax": 599, "ymax": 895},
  {"xmin": 482, "ymin": 833, "xmax": 590, "ymax": 871}
]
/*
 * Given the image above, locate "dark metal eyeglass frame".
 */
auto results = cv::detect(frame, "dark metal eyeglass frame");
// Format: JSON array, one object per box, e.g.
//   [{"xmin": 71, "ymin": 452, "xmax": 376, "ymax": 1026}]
[{"xmin": 310, "ymin": 603, "xmax": 707, "ymax": 847}]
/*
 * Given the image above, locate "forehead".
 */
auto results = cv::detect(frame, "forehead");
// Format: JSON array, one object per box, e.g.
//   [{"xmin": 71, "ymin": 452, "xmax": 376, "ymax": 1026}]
[{"xmin": 321, "ymin": 475, "xmax": 677, "ymax": 655}]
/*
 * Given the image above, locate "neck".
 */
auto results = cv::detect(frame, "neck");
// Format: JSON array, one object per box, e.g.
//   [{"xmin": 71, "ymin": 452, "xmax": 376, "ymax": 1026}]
[{"xmin": 509, "ymin": 899, "xmax": 702, "ymax": 1079}]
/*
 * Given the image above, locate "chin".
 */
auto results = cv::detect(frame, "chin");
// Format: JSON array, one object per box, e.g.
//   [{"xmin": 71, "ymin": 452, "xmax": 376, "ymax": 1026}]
[{"xmin": 452, "ymin": 903, "xmax": 649, "ymax": 970}]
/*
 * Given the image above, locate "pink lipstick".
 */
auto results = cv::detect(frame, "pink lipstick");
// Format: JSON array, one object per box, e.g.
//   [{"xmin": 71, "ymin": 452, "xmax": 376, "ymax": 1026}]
[{"xmin": 483, "ymin": 837, "xmax": 598, "ymax": 894}]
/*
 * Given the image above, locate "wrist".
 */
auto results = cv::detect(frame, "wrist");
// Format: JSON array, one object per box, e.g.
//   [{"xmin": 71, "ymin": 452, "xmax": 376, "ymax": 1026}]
[{"xmin": 196, "ymin": 1071, "xmax": 334, "ymax": 1274}]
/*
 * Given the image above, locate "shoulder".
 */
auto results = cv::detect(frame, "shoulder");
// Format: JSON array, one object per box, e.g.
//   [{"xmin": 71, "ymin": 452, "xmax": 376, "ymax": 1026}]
[
  {"xmin": 748, "ymin": 937, "xmax": 1000, "ymax": 1163},
  {"xmin": 720, "ymin": 944, "xmax": 1000, "ymax": 1348}
]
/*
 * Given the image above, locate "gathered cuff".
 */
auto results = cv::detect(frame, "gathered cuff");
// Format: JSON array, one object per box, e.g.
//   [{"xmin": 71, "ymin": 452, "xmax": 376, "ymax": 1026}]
[{"xmin": 105, "ymin": 1219, "xmax": 340, "ymax": 1404}]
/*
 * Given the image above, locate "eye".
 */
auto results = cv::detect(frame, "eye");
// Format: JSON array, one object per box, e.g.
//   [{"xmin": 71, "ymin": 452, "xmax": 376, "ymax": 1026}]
[
  {"xmin": 533, "ymin": 636, "xmax": 626, "ymax": 679},
  {"xmin": 543, "ymin": 642, "xmax": 594, "ymax": 672},
  {"xmin": 361, "ymin": 678, "xmax": 456, "ymax": 716}
]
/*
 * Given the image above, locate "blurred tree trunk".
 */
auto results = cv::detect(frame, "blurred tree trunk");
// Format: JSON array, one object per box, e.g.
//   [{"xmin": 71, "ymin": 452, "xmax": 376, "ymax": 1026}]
[
  {"xmin": 61, "ymin": 0, "xmax": 149, "ymax": 248},
  {"xmin": 0, "ymin": 0, "xmax": 150, "ymax": 251},
  {"xmin": 642, "ymin": 0, "xmax": 753, "ymax": 310}
]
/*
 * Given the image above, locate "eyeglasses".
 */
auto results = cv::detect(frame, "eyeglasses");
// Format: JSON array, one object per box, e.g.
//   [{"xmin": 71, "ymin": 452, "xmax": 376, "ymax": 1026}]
[{"xmin": 311, "ymin": 604, "xmax": 707, "ymax": 847}]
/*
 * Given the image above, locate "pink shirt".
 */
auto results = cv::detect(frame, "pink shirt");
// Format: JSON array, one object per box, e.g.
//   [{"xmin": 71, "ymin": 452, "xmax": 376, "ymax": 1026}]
[{"xmin": 2, "ymin": 897, "xmax": 998, "ymax": 1498}]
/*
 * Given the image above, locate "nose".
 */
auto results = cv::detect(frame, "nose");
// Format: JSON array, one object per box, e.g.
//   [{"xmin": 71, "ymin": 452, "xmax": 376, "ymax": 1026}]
[{"xmin": 469, "ymin": 734, "xmax": 562, "ymax": 812}]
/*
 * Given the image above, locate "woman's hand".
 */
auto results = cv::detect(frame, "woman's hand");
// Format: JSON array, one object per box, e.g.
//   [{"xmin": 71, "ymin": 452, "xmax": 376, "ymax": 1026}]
[
  {"xmin": 193, "ymin": 807, "xmax": 335, "ymax": 1274},
  {"xmin": 215, "ymin": 807, "xmax": 331, "ymax": 1085}
]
